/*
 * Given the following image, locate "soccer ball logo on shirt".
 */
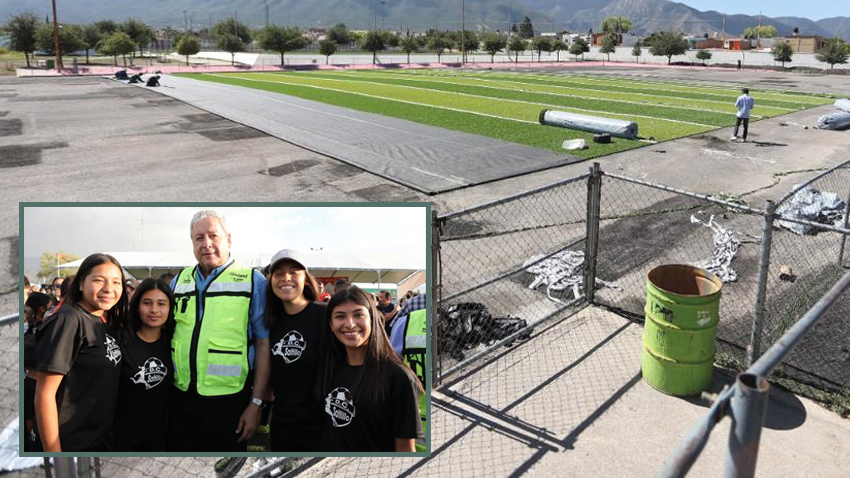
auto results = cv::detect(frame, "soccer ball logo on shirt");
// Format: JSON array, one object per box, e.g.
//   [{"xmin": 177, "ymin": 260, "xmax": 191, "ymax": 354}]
[
  {"xmin": 104, "ymin": 334, "xmax": 122, "ymax": 365},
  {"xmin": 131, "ymin": 357, "xmax": 168, "ymax": 390},
  {"xmin": 272, "ymin": 330, "xmax": 306, "ymax": 364},
  {"xmin": 325, "ymin": 387, "xmax": 355, "ymax": 427}
]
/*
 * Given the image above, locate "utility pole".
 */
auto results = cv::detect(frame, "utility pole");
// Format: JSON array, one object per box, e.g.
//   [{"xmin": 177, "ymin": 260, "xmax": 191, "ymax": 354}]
[
  {"xmin": 50, "ymin": 0, "xmax": 62, "ymax": 70},
  {"xmin": 265, "ymin": 0, "xmax": 269, "ymax": 28},
  {"xmin": 184, "ymin": 10, "xmax": 188, "ymax": 32},
  {"xmin": 461, "ymin": 0, "xmax": 466, "ymax": 64},
  {"xmin": 373, "ymin": 0, "xmax": 377, "ymax": 31}
]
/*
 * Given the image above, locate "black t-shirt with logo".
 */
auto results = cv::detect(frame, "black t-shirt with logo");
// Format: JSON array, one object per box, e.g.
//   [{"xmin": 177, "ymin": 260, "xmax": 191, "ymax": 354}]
[
  {"xmin": 268, "ymin": 302, "xmax": 326, "ymax": 445},
  {"xmin": 112, "ymin": 333, "xmax": 173, "ymax": 451},
  {"xmin": 321, "ymin": 361, "xmax": 424, "ymax": 452},
  {"xmin": 36, "ymin": 303, "xmax": 123, "ymax": 452}
]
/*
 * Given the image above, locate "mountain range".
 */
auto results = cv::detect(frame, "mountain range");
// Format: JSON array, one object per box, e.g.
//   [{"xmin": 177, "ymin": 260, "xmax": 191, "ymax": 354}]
[{"xmin": 2, "ymin": 0, "xmax": 848, "ymax": 40}]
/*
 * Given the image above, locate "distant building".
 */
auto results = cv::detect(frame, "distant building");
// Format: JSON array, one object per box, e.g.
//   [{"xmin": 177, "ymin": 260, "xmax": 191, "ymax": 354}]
[
  {"xmin": 307, "ymin": 28, "xmax": 327, "ymax": 42},
  {"xmin": 776, "ymin": 35, "xmax": 823, "ymax": 54},
  {"xmin": 694, "ymin": 38, "xmax": 724, "ymax": 49},
  {"xmin": 591, "ymin": 32, "xmax": 622, "ymax": 46},
  {"xmin": 724, "ymin": 39, "xmax": 752, "ymax": 51}
]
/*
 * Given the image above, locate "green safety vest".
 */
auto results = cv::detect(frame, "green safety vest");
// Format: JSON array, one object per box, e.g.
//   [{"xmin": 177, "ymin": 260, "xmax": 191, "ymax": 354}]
[
  {"xmin": 172, "ymin": 262, "xmax": 253, "ymax": 396},
  {"xmin": 403, "ymin": 308, "xmax": 427, "ymax": 449}
]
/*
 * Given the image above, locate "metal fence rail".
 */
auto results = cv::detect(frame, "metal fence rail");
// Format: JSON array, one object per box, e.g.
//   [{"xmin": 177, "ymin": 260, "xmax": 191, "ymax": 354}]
[{"xmin": 659, "ymin": 270, "xmax": 850, "ymax": 478}]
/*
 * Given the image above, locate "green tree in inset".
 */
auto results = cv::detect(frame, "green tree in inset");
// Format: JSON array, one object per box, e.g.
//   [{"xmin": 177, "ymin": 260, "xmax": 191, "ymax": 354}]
[
  {"xmin": 5, "ymin": 12, "xmax": 39, "ymax": 68},
  {"xmin": 364, "ymin": 30, "xmax": 386, "ymax": 65},
  {"xmin": 121, "ymin": 18, "xmax": 155, "ymax": 57},
  {"xmin": 648, "ymin": 31, "xmax": 689, "ymax": 65},
  {"xmin": 508, "ymin": 36, "xmax": 527, "ymax": 62},
  {"xmin": 772, "ymin": 42, "xmax": 793, "ymax": 67},
  {"xmin": 552, "ymin": 39, "xmax": 567, "ymax": 62},
  {"xmin": 600, "ymin": 33, "xmax": 617, "ymax": 61},
  {"xmin": 631, "ymin": 41, "xmax": 642, "ymax": 60},
  {"xmin": 400, "ymin": 35, "xmax": 420, "ymax": 64},
  {"xmin": 428, "ymin": 33, "xmax": 449, "ymax": 63},
  {"xmin": 216, "ymin": 33, "xmax": 245, "ymax": 66},
  {"xmin": 518, "ymin": 16, "xmax": 534, "ymax": 39},
  {"xmin": 816, "ymin": 38, "xmax": 849, "ymax": 70},
  {"xmin": 319, "ymin": 39, "xmax": 337, "ymax": 65},
  {"xmin": 176, "ymin": 35, "xmax": 201, "ymax": 66},
  {"xmin": 695, "ymin": 49, "xmax": 712, "ymax": 65},
  {"xmin": 258, "ymin": 25, "xmax": 306, "ymax": 66},
  {"xmin": 569, "ymin": 37, "xmax": 589, "ymax": 61},
  {"xmin": 98, "ymin": 30, "xmax": 135, "ymax": 66},
  {"xmin": 210, "ymin": 18, "xmax": 252, "ymax": 44},
  {"xmin": 482, "ymin": 32, "xmax": 507, "ymax": 63},
  {"xmin": 327, "ymin": 23, "xmax": 351, "ymax": 45},
  {"xmin": 531, "ymin": 36, "xmax": 553, "ymax": 62},
  {"xmin": 38, "ymin": 251, "xmax": 80, "ymax": 281},
  {"xmin": 80, "ymin": 24, "xmax": 103, "ymax": 64}
]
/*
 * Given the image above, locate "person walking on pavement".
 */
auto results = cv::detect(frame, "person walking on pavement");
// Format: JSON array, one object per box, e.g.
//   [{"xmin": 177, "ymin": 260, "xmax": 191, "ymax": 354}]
[
  {"xmin": 167, "ymin": 210, "xmax": 270, "ymax": 452},
  {"xmin": 732, "ymin": 88, "xmax": 755, "ymax": 142}
]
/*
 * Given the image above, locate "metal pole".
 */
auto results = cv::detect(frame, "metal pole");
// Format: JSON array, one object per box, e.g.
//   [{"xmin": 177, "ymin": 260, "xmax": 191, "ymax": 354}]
[
  {"xmin": 748, "ymin": 200, "xmax": 775, "ymax": 366},
  {"xmin": 431, "ymin": 208, "xmax": 442, "ymax": 386},
  {"xmin": 51, "ymin": 0, "xmax": 62, "ymax": 70},
  {"xmin": 53, "ymin": 458, "xmax": 76, "ymax": 478},
  {"xmin": 461, "ymin": 0, "xmax": 466, "ymax": 65},
  {"xmin": 838, "ymin": 175, "xmax": 850, "ymax": 267},
  {"xmin": 93, "ymin": 458, "xmax": 102, "ymax": 478},
  {"xmin": 77, "ymin": 457, "xmax": 92, "ymax": 478},
  {"xmin": 584, "ymin": 162, "xmax": 602, "ymax": 303},
  {"xmin": 724, "ymin": 373, "xmax": 770, "ymax": 478},
  {"xmin": 43, "ymin": 458, "xmax": 53, "ymax": 478}
]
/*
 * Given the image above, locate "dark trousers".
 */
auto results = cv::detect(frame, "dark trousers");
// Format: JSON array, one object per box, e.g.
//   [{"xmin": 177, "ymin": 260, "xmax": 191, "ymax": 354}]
[
  {"xmin": 734, "ymin": 117, "xmax": 749, "ymax": 139},
  {"xmin": 166, "ymin": 386, "xmax": 250, "ymax": 452}
]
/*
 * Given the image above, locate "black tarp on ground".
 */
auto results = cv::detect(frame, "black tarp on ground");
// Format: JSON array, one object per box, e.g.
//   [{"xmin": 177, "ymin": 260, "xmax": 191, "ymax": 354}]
[{"xmin": 150, "ymin": 74, "xmax": 578, "ymax": 194}]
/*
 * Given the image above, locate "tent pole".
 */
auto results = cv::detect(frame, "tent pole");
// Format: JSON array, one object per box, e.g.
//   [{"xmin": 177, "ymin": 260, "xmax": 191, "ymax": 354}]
[{"xmin": 377, "ymin": 269, "xmax": 382, "ymax": 291}]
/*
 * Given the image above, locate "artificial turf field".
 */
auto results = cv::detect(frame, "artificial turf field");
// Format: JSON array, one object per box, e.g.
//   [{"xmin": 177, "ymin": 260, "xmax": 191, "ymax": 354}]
[{"xmin": 181, "ymin": 69, "xmax": 835, "ymax": 158}]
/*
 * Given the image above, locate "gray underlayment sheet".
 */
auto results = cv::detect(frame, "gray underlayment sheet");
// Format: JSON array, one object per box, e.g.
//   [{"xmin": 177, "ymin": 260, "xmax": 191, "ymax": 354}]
[{"xmin": 152, "ymin": 75, "xmax": 578, "ymax": 194}]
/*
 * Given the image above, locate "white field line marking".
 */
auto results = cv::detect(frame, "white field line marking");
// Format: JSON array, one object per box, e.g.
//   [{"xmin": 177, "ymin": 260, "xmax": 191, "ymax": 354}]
[
  {"xmin": 213, "ymin": 73, "xmax": 539, "ymax": 124},
  {"xmin": 245, "ymin": 72, "xmax": 716, "ymax": 128},
  {"xmin": 410, "ymin": 167, "xmax": 470, "ymax": 185},
  {"xmin": 700, "ymin": 147, "xmax": 776, "ymax": 165},
  {"xmin": 410, "ymin": 70, "xmax": 823, "ymax": 107},
  {"xmin": 343, "ymin": 70, "xmax": 784, "ymax": 115}
]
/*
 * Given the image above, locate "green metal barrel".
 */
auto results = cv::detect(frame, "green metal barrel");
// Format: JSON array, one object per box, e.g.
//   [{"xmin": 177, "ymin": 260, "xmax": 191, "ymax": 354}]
[{"xmin": 641, "ymin": 264, "xmax": 723, "ymax": 396}]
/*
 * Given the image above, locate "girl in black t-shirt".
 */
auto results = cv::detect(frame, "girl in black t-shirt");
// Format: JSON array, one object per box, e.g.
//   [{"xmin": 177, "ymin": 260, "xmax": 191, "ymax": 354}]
[
  {"xmin": 113, "ymin": 278, "xmax": 176, "ymax": 451},
  {"xmin": 35, "ymin": 253, "xmax": 130, "ymax": 452},
  {"xmin": 264, "ymin": 249, "xmax": 326, "ymax": 452},
  {"xmin": 316, "ymin": 286, "xmax": 424, "ymax": 452}
]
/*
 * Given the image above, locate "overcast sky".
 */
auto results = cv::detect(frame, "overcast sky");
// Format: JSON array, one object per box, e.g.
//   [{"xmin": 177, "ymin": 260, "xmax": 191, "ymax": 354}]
[
  {"xmin": 677, "ymin": 1, "xmax": 847, "ymax": 21},
  {"xmin": 23, "ymin": 206, "xmax": 427, "ymax": 271}
]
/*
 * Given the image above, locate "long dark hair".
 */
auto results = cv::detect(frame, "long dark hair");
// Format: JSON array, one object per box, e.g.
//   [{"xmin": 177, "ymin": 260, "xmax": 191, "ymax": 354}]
[
  {"xmin": 125, "ymin": 278, "xmax": 176, "ymax": 344},
  {"xmin": 315, "ymin": 286, "xmax": 423, "ymax": 403},
  {"xmin": 263, "ymin": 261, "xmax": 320, "ymax": 330},
  {"xmin": 65, "ymin": 253, "xmax": 129, "ymax": 339}
]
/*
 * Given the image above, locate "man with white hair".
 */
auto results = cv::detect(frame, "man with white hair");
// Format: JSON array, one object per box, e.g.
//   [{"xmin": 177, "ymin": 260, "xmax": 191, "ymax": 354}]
[{"xmin": 168, "ymin": 210, "xmax": 270, "ymax": 452}]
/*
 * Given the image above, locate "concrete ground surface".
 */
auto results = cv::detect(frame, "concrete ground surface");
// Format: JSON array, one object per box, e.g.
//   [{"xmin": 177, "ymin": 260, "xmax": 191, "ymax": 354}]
[{"xmin": 1, "ymin": 65, "xmax": 848, "ymax": 476}]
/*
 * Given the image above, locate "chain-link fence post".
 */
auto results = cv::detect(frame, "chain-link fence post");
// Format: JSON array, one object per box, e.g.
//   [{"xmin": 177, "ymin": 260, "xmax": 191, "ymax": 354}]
[
  {"xmin": 584, "ymin": 163, "xmax": 602, "ymax": 304},
  {"xmin": 43, "ymin": 458, "xmax": 52, "ymax": 478},
  {"xmin": 431, "ymin": 207, "xmax": 442, "ymax": 387},
  {"xmin": 748, "ymin": 200, "xmax": 776, "ymax": 367},
  {"xmin": 53, "ymin": 458, "xmax": 76, "ymax": 478},
  {"xmin": 93, "ymin": 458, "xmax": 101, "ymax": 478},
  {"xmin": 838, "ymin": 181, "xmax": 850, "ymax": 268},
  {"xmin": 77, "ymin": 457, "xmax": 92, "ymax": 478},
  {"xmin": 724, "ymin": 373, "xmax": 771, "ymax": 477}
]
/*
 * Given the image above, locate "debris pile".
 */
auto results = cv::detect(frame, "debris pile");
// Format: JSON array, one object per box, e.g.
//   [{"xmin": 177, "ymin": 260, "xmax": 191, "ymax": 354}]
[
  {"xmin": 439, "ymin": 303, "xmax": 530, "ymax": 360},
  {"xmin": 690, "ymin": 214, "xmax": 742, "ymax": 282},
  {"xmin": 776, "ymin": 186, "xmax": 847, "ymax": 235},
  {"xmin": 523, "ymin": 250, "xmax": 621, "ymax": 302}
]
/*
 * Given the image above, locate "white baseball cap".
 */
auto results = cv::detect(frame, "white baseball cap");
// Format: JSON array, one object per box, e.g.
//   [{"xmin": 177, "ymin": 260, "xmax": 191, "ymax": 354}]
[{"xmin": 269, "ymin": 249, "xmax": 308, "ymax": 272}]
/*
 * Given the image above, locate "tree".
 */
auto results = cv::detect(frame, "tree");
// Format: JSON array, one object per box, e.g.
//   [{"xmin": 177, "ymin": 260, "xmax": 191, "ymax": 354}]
[
  {"xmin": 38, "ymin": 251, "xmax": 80, "ymax": 281},
  {"xmin": 482, "ymin": 32, "xmax": 507, "ymax": 63},
  {"xmin": 508, "ymin": 36, "xmax": 527, "ymax": 62},
  {"xmin": 531, "ymin": 36, "xmax": 553, "ymax": 62},
  {"xmin": 99, "ymin": 31, "xmax": 135, "ymax": 66},
  {"xmin": 257, "ymin": 25, "xmax": 306, "ymax": 66},
  {"xmin": 631, "ymin": 41, "xmax": 642, "ymax": 60},
  {"xmin": 210, "ymin": 18, "xmax": 252, "ymax": 45},
  {"xmin": 742, "ymin": 25, "xmax": 777, "ymax": 39},
  {"xmin": 80, "ymin": 24, "xmax": 103, "ymax": 64},
  {"xmin": 36, "ymin": 23, "xmax": 85, "ymax": 61},
  {"xmin": 363, "ymin": 30, "xmax": 386, "ymax": 65},
  {"xmin": 176, "ymin": 35, "xmax": 201, "ymax": 66},
  {"xmin": 648, "ymin": 31, "xmax": 689, "ymax": 65},
  {"xmin": 552, "ymin": 39, "xmax": 567, "ymax": 62},
  {"xmin": 569, "ymin": 37, "xmax": 589, "ymax": 61},
  {"xmin": 384, "ymin": 31, "xmax": 400, "ymax": 48},
  {"xmin": 216, "ymin": 33, "xmax": 245, "ymax": 66},
  {"xmin": 120, "ymin": 18, "xmax": 155, "ymax": 57},
  {"xmin": 326, "ymin": 23, "xmax": 351, "ymax": 45},
  {"xmin": 695, "ymin": 49, "xmax": 712, "ymax": 65},
  {"xmin": 518, "ymin": 16, "xmax": 534, "ymax": 39},
  {"xmin": 319, "ymin": 39, "xmax": 337, "ymax": 64},
  {"xmin": 460, "ymin": 30, "xmax": 479, "ymax": 58},
  {"xmin": 816, "ymin": 38, "xmax": 850, "ymax": 70},
  {"xmin": 600, "ymin": 16, "xmax": 631, "ymax": 35},
  {"xmin": 772, "ymin": 42, "xmax": 793, "ymax": 67},
  {"xmin": 399, "ymin": 35, "xmax": 419, "ymax": 64},
  {"xmin": 427, "ymin": 33, "xmax": 449, "ymax": 63},
  {"xmin": 93, "ymin": 20, "xmax": 118, "ymax": 35},
  {"xmin": 600, "ymin": 33, "xmax": 617, "ymax": 61},
  {"xmin": 5, "ymin": 12, "xmax": 39, "ymax": 68}
]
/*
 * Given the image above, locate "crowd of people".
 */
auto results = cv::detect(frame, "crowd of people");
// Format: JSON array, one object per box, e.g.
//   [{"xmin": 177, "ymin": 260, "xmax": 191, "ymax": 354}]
[{"xmin": 22, "ymin": 210, "xmax": 428, "ymax": 453}]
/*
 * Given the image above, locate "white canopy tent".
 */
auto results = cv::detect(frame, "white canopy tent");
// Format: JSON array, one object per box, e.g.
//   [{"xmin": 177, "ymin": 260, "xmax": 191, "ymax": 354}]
[{"xmin": 56, "ymin": 251, "xmax": 425, "ymax": 289}]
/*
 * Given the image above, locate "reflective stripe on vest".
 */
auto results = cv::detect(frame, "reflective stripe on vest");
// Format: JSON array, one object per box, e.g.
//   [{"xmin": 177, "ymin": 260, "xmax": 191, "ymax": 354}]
[
  {"xmin": 403, "ymin": 309, "xmax": 427, "ymax": 423},
  {"xmin": 172, "ymin": 262, "xmax": 253, "ymax": 396}
]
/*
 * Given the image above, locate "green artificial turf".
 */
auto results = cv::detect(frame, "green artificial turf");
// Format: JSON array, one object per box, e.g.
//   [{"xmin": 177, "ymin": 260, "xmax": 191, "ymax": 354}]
[{"xmin": 179, "ymin": 69, "xmax": 832, "ymax": 157}]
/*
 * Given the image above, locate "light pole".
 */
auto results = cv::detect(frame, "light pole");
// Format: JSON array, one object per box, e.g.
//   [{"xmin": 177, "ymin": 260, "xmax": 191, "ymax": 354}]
[
  {"xmin": 51, "ymin": 0, "xmax": 62, "ymax": 70},
  {"xmin": 461, "ymin": 0, "xmax": 466, "ymax": 64}
]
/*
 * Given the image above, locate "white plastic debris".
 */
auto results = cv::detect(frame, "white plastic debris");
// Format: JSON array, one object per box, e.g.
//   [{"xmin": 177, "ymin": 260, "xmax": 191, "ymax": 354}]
[
  {"xmin": 690, "ymin": 214, "xmax": 741, "ymax": 283},
  {"xmin": 523, "ymin": 250, "xmax": 621, "ymax": 303},
  {"xmin": 562, "ymin": 138, "xmax": 588, "ymax": 150},
  {"xmin": 776, "ymin": 185, "xmax": 847, "ymax": 235},
  {"xmin": 0, "ymin": 418, "xmax": 43, "ymax": 472}
]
